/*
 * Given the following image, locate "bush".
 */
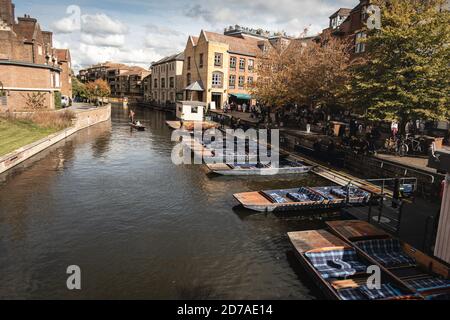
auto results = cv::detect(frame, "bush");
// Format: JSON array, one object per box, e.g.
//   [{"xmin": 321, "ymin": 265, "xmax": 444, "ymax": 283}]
[
  {"xmin": 29, "ymin": 110, "xmax": 75, "ymax": 130},
  {"xmin": 54, "ymin": 91, "xmax": 62, "ymax": 109}
]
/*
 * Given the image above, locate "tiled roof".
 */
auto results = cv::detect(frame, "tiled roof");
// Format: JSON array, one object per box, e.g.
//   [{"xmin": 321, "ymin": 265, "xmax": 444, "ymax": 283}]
[
  {"xmin": 153, "ymin": 51, "xmax": 184, "ymax": 65},
  {"xmin": 330, "ymin": 8, "xmax": 352, "ymax": 18},
  {"xmin": 121, "ymin": 66, "xmax": 150, "ymax": 77},
  {"xmin": 203, "ymin": 31, "xmax": 263, "ymax": 56},
  {"xmin": 55, "ymin": 49, "xmax": 70, "ymax": 62}
]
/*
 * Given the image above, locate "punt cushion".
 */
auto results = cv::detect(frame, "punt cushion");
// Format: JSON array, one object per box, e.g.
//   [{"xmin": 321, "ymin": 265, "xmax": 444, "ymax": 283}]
[
  {"xmin": 406, "ymin": 277, "xmax": 450, "ymax": 292},
  {"xmin": 306, "ymin": 249, "xmax": 368, "ymax": 280},
  {"xmin": 355, "ymin": 239, "xmax": 416, "ymax": 267}
]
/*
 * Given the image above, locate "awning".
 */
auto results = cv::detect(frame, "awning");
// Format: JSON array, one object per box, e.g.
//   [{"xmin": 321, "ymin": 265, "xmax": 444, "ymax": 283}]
[
  {"xmin": 185, "ymin": 81, "xmax": 204, "ymax": 92},
  {"xmin": 229, "ymin": 93, "xmax": 252, "ymax": 100}
]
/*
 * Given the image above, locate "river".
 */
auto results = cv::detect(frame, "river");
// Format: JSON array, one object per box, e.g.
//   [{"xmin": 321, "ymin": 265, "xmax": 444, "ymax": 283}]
[{"xmin": 0, "ymin": 105, "xmax": 336, "ymax": 299}]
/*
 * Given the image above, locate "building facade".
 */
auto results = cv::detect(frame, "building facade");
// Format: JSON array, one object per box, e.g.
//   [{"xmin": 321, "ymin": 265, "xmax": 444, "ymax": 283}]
[
  {"xmin": 0, "ymin": 0, "xmax": 71, "ymax": 111},
  {"xmin": 115, "ymin": 67, "xmax": 150, "ymax": 101},
  {"xmin": 182, "ymin": 30, "xmax": 267, "ymax": 109},
  {"xmin": 55, "ymin": 48, "xmax": 72, "ymax": 98},
  {"xmin": 150, "ymin": 52, "xmax": 184, "ymax": 106}
]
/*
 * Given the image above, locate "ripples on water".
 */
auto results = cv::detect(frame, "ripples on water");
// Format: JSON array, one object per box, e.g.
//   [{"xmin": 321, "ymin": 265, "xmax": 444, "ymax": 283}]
[{"xmin": 0, "ymin": 105, "xmax": 337, "ymax": 299}]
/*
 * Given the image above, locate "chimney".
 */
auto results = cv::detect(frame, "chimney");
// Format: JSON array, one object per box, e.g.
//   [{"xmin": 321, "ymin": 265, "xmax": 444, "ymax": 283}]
[{"xmin": 0, "ymin": 0, "xmax": 15, "ymax": 26}]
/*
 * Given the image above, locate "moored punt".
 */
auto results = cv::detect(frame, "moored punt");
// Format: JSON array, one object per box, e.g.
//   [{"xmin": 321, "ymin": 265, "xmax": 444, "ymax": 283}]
[
  {"xmin": 165, "ymin": 120, "xmax": 219, "ymax": 131},
  {"xmin": 326, "ymin": 220, "xmax": 450, "ymax": 300},
  {"xmin": 206, "ymin": 158, "xmax": 311, "ymax": 176},
  {"xmin": 288, "ymin": 230, "xmax": 417, "ymax": 300},
  {"xmin": 234, "ymin": 186, "xmax": 371, "ymax": 212}
]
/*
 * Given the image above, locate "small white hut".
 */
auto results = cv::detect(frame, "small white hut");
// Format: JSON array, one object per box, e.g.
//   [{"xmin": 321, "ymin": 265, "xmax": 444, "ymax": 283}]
[{"xmin": 176, "ymin": 101, "xmax": 207, "ymax": 122}]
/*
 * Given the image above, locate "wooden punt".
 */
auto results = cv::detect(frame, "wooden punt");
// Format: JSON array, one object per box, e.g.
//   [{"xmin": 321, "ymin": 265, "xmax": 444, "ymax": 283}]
[
  {"xmin": 206, "ymin": 158, "xmax": 311, "ymax": 176},
  {"xmin": 165, "ymin": 120, "xmax": 218, "ymax": 131},
  {"xmin": 234, "ymin": 186, "xmax": 371, "ymax": 212},
  {"xmin": 327, "ymin": 220, "xmax": 450, "ymax": 300},
  {"xmin": 129, "ymin": 123, "xmax": 146, "ymax": 131},
  {"xmin": 288, "ymin": 230, "xmax": 417, "ymax": 300}
]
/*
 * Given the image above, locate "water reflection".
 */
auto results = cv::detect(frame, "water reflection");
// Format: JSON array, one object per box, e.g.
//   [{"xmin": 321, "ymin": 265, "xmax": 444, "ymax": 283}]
[{"xmin": 0, "ymin": 106, "xmax": 330, "ymax": 300}]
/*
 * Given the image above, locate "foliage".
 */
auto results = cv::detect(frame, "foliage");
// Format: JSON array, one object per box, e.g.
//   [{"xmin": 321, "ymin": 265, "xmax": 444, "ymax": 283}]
[
  {"xmin": 251, "ymin": 34, "xmax": 356, "ymax": 110},
  {"xmin": 86, "ymin": 79, "xmax": 111, "ymax": 105},
  {"xmin": 22, "ymin": 92, "xmax": 47, "ymax": 110},
  {"xmin": 54, "ymin": 91, "xmax": 62, "ymax": 109},
  {"xmin": 350, "ymin": 0, "xmax": 450, "ymax": 129},
  {"xmin": 72, "ymin": 77, "xmax": 87, "ymax": 99}
]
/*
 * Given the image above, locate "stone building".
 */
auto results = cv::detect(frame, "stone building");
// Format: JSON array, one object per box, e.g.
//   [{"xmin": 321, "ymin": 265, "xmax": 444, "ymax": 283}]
[
  {"xmin": 182, "ymin": 29, "xmax": 273, "ymax": 109},
  {"xmin": 150, "ymin": 52, "xmax": 184, "ymax": 106},
  {"xmin": 0, "ymin": 0, "xmax": 71, "ymax": 111}
]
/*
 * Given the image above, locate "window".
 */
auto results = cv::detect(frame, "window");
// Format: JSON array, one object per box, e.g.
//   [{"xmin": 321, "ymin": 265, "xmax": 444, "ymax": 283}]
[
  {"xmin": 154, "ymin": 78, "xmax": 158, "ymax": 88},
  {"xmin": 170, "ymin": 92, "xmax": 174, "ymax": 102},
  {"xmin": 191, "ymin": 106, "xmax": 198, "ymax": 114},
  {"xmin": 238, "ymin": 76, "xmax": 245, "ymax": 88},
  {"xmin": 355, "ymin": 32, "xmax": 366, "ymax": 53},
  {"xmin": 169, "ymin": 77, "xmax": 174, "ymax": 88},
  {"xmin": 187, "ymin": 73, "xmax": 191, "ymax": 86},
  {"xmin": 161, "ymin": 78, "xmax": 166, "ymax": 88},
  {"xmin": 248, "ymin": 59, "xmax": 254, "ymax": 71},
  {"xmin": 229, "ymin": 75, "xmax": 236, "ymax": 88},
  {"xmin": 247, "ymin": 76, "xmax": 254, "ymax": 85},
  {"xmin": 214, "ymin": 53, "xmax": 223, "ymax": 67},
  {"xmin": 361, "ymin": 5, "xmax": 368, "ymax": 21},
  {"xmin": 199, "ymin": 53, "xmax": 204, "ymax": 68},
  {"xmin": 212, "ymin": 72, "xmax": 223, "ymax": 88},
  {"xmin": 37, "ymin": 45, "xmax": 42, "ymax": 56},
  {"xmin": 230, "ymin": 56, "xmax": 236, "ymax": 69},
  {"xmin": 239, "ymin": 58, "xmax": 245, "ymax": 70},
  {"xmin": 187, "ymin": 57, "xmax": 191, "ymax": 70}
]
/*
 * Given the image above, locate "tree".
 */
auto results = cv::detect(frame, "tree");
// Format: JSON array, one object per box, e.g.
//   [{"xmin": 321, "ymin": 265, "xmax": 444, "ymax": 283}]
[
  {"xmin": 72, "ymin": 77, "xmax": 87, "ymax": 101},
  {"xmin": 251, "ymin": 34, "xmax": 356, "ymax": 113},
  {"xmin": 350, "ymin": 0, "xmax": 450, "ymax": 132},
  {"xmin": 86, "ymin": 79, "xmax": 111, "ymax": 106}
]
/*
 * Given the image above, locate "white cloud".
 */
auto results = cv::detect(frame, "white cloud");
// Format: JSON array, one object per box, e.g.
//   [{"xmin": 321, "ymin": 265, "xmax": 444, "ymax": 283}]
[
  {"xmin": 80, "ymin": 34, "xmax": 125, "ymax": 47},
  {"xmin": 81, "ymin": 13, "xmax": 128, "ymax": 35},
  {"xmin": 144, "ymin": 24, "xmax": 186, "ymax": 55}
]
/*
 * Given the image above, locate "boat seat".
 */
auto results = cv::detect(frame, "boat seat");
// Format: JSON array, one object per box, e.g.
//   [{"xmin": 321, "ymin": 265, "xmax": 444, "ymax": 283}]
[
  {"xmin": 355, "ymin": 239, "xmax": 416, "ymax": 268},
  {"xmin": 306, "ymin": 249, "xmax": 368, "ymax": 280},
  {"xmin": 338, "ymin": 283, "xmax": 410, "ymax": 300},
  {"xmin": 267, "ymin": 193, "xmax": 288, "ymax": 204},
  {"xmin": 286, "ymin": 192, "xmax": 310, "ymax": 202},
  {"xmin": 406, "ymin": 277, "xmax": 450, "ymax": 293}
]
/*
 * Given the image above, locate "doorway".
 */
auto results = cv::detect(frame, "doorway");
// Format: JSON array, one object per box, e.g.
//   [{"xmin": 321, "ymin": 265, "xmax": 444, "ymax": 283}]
[{"xmin": 211, "ymin": 93, "xmax": 222, "ymax": 109}]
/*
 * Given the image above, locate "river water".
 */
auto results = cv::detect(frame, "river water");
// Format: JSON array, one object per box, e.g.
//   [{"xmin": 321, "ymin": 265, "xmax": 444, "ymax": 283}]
[{"xmin": 0, "ymin": 105, "xmax": 335, "ymax": 299}]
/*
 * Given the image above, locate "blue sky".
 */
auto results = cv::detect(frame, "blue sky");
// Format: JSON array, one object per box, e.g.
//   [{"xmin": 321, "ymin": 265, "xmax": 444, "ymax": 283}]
[{"xmin": 14, "ymin": 0, "xmax": 357, "ymax": 71}]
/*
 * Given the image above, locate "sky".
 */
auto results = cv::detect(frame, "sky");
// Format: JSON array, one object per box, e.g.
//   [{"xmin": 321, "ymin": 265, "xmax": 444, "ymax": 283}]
[{"xmin": 14, "ymin": 0, "xmax": 358, "ymax": 72}]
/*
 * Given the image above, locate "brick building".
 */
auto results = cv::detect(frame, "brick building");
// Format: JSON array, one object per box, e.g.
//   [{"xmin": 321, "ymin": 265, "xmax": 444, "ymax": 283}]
[
  {"xmin": 182, "ymin": 28, "xmax": 281, "ymax": 109},
  {"xmin": 0, "ymin": 0, "xmax": 72, "ymax": 111},
  {"xmin": 55, "ymin": 48, "xmax": 72, "ymax": 98},
  {"xmin": 115, "ymin": 66, "xmax": 150, "ymax": 101},
  {"xmin": 150, "ymin": 52, "xmax": 184, "ymax": 106}
]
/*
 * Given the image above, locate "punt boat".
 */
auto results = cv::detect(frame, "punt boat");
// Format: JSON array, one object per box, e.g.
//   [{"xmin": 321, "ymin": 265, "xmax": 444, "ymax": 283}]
[
  {"xmin": 165, "ymin": 120, "xmax": 219, "ymax": 131},
  {"xmin": 327, "ymin": 220, "xmax": 450, "ymax": 300},
  {"xmin": 206, "ymin": 158, "xmax": 311, "ymax": 176},
  {"xmin": 288, "ymin": 229, "xmax": 418, "ymax": 300},
  {"xmin": 129, "ymin": 123, "xmax": 146, "ymax": 131},
  {"xmin": 234, "ymin": 185, "xmax": 371, "ymax": 212}
]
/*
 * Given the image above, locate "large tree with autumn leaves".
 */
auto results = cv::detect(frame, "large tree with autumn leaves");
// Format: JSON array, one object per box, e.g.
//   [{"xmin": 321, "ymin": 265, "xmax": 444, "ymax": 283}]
[
  {"xmin": 350, "ymin": 0, "xmax": 450, "ymax": 131},
  {"xmin": 250, "ymin": 34, "xmax": 357, "ymax": 111}
]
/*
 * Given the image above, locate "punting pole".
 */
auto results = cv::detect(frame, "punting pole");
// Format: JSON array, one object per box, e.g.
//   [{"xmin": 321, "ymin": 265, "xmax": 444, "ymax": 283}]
[{"xmin": 434, "ymin": 174, "xmax": 450, "ymax": 264}]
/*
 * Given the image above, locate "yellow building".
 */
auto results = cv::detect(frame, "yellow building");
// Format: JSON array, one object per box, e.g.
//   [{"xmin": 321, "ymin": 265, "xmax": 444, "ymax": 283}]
[{"xmin": 182, "ymin": 30, "xmax": 267, "ymax": 109}]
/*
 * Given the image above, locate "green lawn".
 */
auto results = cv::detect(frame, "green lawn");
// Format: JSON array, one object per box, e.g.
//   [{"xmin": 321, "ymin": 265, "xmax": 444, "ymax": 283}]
[{"xmin": 0, "ymin": 118, "xmax": 59, "ymax": 157}]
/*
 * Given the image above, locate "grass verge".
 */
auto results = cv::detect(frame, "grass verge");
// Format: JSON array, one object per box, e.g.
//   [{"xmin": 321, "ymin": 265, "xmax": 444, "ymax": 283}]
[{"xmin": 0, "ymin": 111, "xmax": 75, "ymax": 157}]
